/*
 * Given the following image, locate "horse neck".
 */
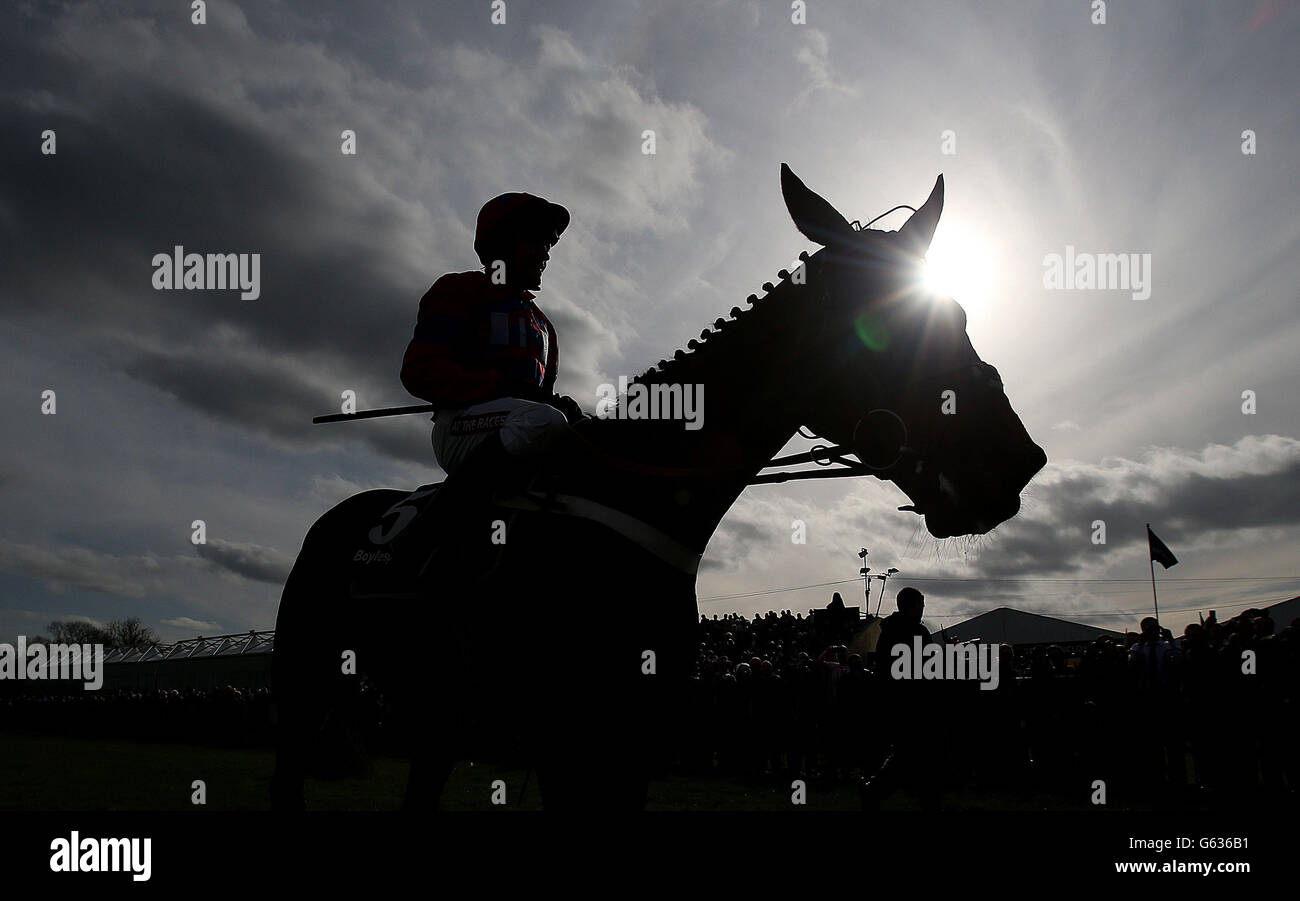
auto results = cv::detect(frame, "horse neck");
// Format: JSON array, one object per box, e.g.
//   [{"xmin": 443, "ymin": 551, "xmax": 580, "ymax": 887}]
[{"xmin": 579, "ymin": 266, "xmax": 813, "ymax": 548}]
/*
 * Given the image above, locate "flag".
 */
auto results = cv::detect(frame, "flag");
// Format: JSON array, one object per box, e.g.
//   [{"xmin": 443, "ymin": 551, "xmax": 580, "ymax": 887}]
[{"xmin": 1147, "ymin": 525, "xmax": 1178, "ymax": 569}]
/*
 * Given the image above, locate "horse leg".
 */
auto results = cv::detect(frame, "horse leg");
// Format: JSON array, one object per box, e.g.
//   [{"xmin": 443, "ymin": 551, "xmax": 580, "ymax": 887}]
[
  {"xmin": 271, "ymin": 539, "xmax": 348, "ymax": 810},
  {"xmin": 536, "ymin": 722, "xmax": 649, "ymax": 810},
  {"xmin": 270, "ymin": 674, "xmax": 326, "ymax": 811},
  {"xmin": 532, "ymin": 658, "xmax": 651, "ymax": 810},
  {"xmin": 403, "ymin": 743, "xmax": 458, "ymax": 810},
  {"xmin": 400, "ymin": 610, "xmax": 475, "ymax": 811},
  {"xmin": 271, "ymin": 635, "xmax": 324, "ymax": 810},
  {"xmin": 399, "ymin": 682, "xmax": 455, "ymax": 811},
  {"xmin": 531, "ymin": 568, "xmax": 691, "ymax": 811},
  {"xmin": 271, "ymin": 559, "xmax": 310, "ymax": 810}
]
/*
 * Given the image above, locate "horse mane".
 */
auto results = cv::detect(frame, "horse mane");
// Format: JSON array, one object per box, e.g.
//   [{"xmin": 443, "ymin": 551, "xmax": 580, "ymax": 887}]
[
  {"xmin": 571, "ymin": 246, "xmax": 832, "ymax": 474},
  {"xmin": 623, "ymin": 249, "xmax": 818, "ymax": 392}
]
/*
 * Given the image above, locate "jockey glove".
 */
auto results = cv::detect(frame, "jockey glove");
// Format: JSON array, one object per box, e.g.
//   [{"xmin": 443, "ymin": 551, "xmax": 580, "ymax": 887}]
[{"xmin": 548, "ymin": 393, "xmax": 586, "ymax": 425}]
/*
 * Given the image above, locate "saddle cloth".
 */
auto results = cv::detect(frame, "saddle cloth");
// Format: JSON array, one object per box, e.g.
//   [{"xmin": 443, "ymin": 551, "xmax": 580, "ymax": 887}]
[
  {"xmin": 347, "ymin": 483, "xmax": 456, "ymax": 600},
  {"xmin": 347, "ymin": 481, "xmax": 704, "ymax": 602}
]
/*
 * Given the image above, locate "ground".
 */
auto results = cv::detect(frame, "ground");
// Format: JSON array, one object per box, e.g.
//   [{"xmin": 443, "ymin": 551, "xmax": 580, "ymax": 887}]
[{"xmin": 0, "ymin": 731, "xmax": 1221, "ymax": 812}]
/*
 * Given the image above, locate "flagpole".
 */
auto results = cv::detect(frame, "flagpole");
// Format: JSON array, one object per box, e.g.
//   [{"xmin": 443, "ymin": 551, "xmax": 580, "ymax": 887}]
[
  {"xmin": 1150, "ymin": 557, "xmax": 1160, "ymax": 625},
  {"xmin": 1147, "ymin": 522, "xmax": 1160, "ymax": 625}
]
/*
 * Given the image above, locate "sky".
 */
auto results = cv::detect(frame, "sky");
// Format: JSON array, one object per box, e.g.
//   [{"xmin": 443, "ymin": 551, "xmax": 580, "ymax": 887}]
[{"xmin": 0, "ymin": 0, "xmax": 1296, "ymax": 645}]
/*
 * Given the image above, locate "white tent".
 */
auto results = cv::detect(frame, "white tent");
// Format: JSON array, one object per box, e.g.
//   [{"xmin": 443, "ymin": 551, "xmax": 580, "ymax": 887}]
[
  {"xmin": 1264, "ymin": 595, "xmax": 1300, "ymax": 628},
  {"xmin": 934, "ymin": 607, "xmax": 1123, "ymax": 646}
]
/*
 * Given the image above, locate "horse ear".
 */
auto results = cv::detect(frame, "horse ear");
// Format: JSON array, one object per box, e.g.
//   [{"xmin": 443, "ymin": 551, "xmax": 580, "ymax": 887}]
[
  {"xmin": 781, "ymin": 163, "xmax": 855, "ymax": 247},
  {"xmin": 897, "ymin": 175, "xmax": 944, "ymax": 253}
]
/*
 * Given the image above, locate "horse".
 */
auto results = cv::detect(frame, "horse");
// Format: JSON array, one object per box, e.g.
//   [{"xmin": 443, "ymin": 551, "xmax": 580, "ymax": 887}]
[{"xmin": 269, "ymin": 164, "xmax": 1048, "ymax": 811}]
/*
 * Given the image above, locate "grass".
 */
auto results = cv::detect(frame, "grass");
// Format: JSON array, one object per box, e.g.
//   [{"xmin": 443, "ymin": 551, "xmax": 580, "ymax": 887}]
[{"xmin": 0, "ymin": 731, "xmax": 1206, "ymax": 812}]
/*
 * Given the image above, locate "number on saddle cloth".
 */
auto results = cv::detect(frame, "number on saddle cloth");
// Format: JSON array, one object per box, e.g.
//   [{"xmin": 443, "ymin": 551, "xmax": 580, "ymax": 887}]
[
  {"xmin": 348, "ymin": 473, "xmax": 531, "ymax": 600},
  {"xmin": 348, "ymin": 483, "xmax": 451, "ymax": 600}
]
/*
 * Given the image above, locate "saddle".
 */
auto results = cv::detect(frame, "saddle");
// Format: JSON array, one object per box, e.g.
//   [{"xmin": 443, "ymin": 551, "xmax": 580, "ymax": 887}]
[
  {"xmin": 346, "ymin": 476, "xmax": 540, "ymax": 602},
  {"xmin": 347, "ymin": 452, "xmax": 705, "ymax": 602}
]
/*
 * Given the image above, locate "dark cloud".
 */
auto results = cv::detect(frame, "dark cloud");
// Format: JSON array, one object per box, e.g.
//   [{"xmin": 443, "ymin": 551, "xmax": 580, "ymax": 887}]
[
  {"xmin": 0, "ymin": 540, "xmax": 160, "ymax": 599},
  {"xmin": 0, "ymin": 5, "xmax": 720, "ymax": 470},
  {"xmin": 1018, "ymin": 440, "xmax": 1300, "ymax": 573},
  {"xmin": 116, "ymin": 336, "xmax": 432, "ymax": 465},
  {"xmin": 854, "ymin": 436, "xmax": 1300, "ymax": 582},
  {"xmin": 1, "ymin": 87, "xmax": 421, "ymax": 425},
  {"xmin": 195, "ymin": 538, "xmax": 293, "ymax": 585}
]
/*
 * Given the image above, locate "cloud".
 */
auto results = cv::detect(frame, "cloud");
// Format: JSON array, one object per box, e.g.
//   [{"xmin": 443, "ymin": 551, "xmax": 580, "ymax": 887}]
[
  {"xmin": 114, "ymin": 327, "xmax": 433, "ymax": 465},
  {"xmin": 160, "ymin": 616, "xmax": 224, "ymax": 634},
  {"xmin": 792, "ymin": 28, "xmax": 856, "ymax": 100},
  {"xmin": 42, "ymin": 613, "xmax": 109, "ymax": 631},
  {"xmin": 0, "ymin": 8, "xmax": 726, "ymax": 465},
  {"xmin": 890, "ymin": 435, "xmax": 1300, "ymax": 579},
  {"xmin": 700, "ymin": 515, "xmax": 771, "ymax": 572},
  {"xmin": 0, "ymin": 540, "xmax": 164, "ymax": 599},
  {"xmin": 439, "ymin": 25, "xmax": 730, "ymax": 236},
  {"xmin": 0, "ymin": 0, "xmax": 1295, "ymax": 646},
  {"xmin": 1025, "ymin": 435, "xmax": 1300, "ymax": 560},
  {"xmin": 698, "ymin": 435, "xmax": 1300, "ymax": 629},
  {"xmin": 0, "ymin": 537, "xmax": 289, "ymax": 641},
  {"xmin": 308, "ymin": 473, "xmax": 408, "ymax": 509},
  {"xmin": 194, "ymin": 538, "xmax": 294, "ymax": 585}
]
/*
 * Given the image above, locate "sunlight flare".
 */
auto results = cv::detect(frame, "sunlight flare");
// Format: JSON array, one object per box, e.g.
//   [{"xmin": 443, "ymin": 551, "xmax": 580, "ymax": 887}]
[{"xmin": 921, "ymin": 223, "xmax": 995, "ymax": 315}]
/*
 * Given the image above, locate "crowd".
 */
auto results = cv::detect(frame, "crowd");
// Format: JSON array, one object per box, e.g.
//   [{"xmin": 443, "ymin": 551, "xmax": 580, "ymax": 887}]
[
  {"xmin": 680, "ymin": 603, "xmax": 1299, "ymax": 805},
  {"xmin": 2, "ymin": 600, "xmax": 1296, "ymax": 805},
  {"xmin": 1, "ymin": 686, "xmax": 278, "ymax": 747}
]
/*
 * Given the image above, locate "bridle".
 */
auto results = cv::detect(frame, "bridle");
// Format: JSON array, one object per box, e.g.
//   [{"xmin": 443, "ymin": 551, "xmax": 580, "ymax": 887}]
[{"xmin": 751, "ymin": 234, "xmax": 1002, "ymax": 487}]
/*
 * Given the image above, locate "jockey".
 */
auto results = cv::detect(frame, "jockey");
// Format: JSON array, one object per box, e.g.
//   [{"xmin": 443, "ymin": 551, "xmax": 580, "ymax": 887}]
[{"xmin": 400, "ymin": 191, "xmax": 585, "ymax": 497}]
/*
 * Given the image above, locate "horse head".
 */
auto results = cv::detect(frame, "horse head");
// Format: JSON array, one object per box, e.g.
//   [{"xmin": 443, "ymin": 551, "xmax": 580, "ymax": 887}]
[{"xmin": 781, "ymin": 164, "xmax": 1046, "ymax": 539}]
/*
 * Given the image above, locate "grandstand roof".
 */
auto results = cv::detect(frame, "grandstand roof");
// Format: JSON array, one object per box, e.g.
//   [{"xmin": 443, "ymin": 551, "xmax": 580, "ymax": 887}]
[
  {"xmin": 102, "ymin": 630, "xmax": 275, "ymax": 664},
  {"xmin": 935, "ymin": 607, "xmax": 1123, "ymax": 646}
]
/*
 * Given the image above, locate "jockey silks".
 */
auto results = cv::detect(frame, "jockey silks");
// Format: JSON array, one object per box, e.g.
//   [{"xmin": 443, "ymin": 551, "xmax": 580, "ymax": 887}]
[{"xmin": 400, "ymin": 270, "xmax": 559, "ymax": 408}]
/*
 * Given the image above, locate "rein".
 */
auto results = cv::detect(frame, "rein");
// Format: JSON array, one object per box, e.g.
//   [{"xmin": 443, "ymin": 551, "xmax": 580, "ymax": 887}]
[{"xmin": 568, "ymin": 420, "xmax": 876, "ymax": 486}]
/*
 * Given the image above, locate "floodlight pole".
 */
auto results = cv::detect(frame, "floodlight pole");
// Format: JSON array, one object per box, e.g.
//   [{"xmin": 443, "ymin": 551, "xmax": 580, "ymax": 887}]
[{"xmin": 858, "ymin": 548, "xmax": 871, "ymax": 612}]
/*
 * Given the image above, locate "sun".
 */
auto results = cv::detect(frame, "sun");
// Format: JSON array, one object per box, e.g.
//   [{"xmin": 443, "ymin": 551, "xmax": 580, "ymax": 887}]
[{"xmin": 920, "ymin": 223, "xmax": 995, "ymax": 315}]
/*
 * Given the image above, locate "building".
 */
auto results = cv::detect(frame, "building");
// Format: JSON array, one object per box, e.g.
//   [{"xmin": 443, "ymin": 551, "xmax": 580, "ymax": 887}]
[
  {"xmin": 100, "ymin": 631, "xmax": 275, "ymax": 691},
  {"xmin": 934, "ymin": 607, "xmax": 1123, "ymax": 653},
  {"xmin": 1264, "ymin": 595, "xmax": 1300, "ymax": 629}
]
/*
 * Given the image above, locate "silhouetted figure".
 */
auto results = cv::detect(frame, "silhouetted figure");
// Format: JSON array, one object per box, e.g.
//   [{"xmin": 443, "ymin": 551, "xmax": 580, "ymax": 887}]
[
  {"xmin": 1179, "ymin": 622, "xmax": 1220, "ymax": 790},
  {"xmin": 839, "ymin": 652, "xmax": 874, "ymax": 776},
  {"xmin": 860, "ymin": 586, "xmax": 941, "ymax": 811},
  {"xmin": 399, "ymin": 192, "xmax": 586, "ymax": 563},
  {"xmin": 1127, "ymin": 616, "xmax": 1184, "ymax": 796}
]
